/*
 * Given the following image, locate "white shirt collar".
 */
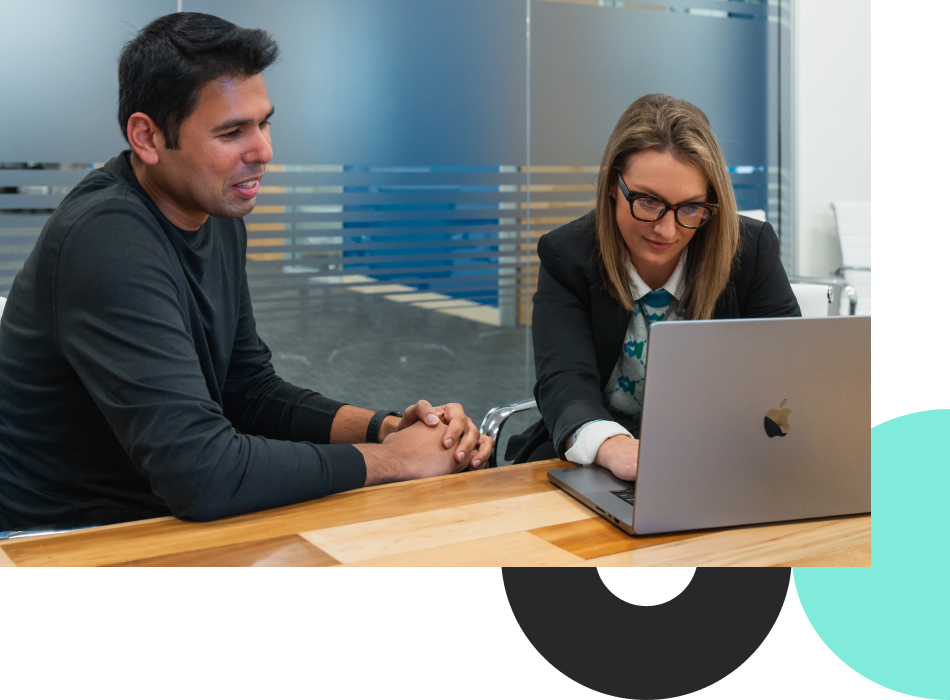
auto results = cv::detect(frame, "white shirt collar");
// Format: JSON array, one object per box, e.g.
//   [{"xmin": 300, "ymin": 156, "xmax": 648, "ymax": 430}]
[{"xmin": 626, "ymin": 250, "xmax": 688, "ymax": 301}]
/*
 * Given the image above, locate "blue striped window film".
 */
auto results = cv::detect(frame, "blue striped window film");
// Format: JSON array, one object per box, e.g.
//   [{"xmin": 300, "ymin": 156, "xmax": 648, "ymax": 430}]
[{"xmin": 2, "ymin": 0, "xmax": 781, "ymax": 325}]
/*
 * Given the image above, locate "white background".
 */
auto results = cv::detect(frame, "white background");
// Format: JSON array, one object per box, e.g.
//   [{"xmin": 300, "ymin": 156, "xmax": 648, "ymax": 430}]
[
  {"xmin": 0, "ymin": 570, "xmax": 918, "ymax": 698},
  {"xmin": 0, "ymin": 1, "xmax": 941, "ymax": 697},
  {"xmin": 795, "ymin": 0, "xmax": 871, "ymax": 279}
]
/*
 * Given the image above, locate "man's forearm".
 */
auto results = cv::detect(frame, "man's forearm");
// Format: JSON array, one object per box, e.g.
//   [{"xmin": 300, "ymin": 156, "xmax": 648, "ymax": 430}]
[
  {"xmin": 354, "ymin": 442, "xmax": 405, "ymax": 486},
  {"xmin": 329, "ymin": 405, "xmax": 400, "ymax": 444},
  {"xmin": 354, "ymin": 421, "xmax": 457, "ymax": 487}
]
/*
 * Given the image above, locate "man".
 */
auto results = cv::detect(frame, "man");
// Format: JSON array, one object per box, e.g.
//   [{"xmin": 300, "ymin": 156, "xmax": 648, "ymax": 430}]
[{"xmin": 0, "ymin": 12, "xmax": 493, "ymax": 532}]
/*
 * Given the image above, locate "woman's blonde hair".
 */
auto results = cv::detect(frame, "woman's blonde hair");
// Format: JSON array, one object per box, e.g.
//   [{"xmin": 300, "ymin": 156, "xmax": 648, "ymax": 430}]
[{"xmin": 595, "ymin": 94, "xmax": 739, "ymax": 320}]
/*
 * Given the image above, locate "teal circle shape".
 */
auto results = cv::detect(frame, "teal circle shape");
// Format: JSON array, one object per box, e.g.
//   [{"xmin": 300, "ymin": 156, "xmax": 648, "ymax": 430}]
[{"xmin": 795, "ymin": 410, "xmax": 950, "ymax": 699}]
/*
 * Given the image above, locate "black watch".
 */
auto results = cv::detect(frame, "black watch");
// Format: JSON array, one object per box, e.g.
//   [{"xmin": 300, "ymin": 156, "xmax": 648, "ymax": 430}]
[{"xmin": 366, "ymin": 410, "xmax": 402, "ymax": 444}]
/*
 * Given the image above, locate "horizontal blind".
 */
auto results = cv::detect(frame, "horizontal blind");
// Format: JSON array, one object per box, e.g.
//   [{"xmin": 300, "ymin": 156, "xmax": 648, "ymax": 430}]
[{"xmin": 1, "ymin": 161, "xmax": 767, "ymax": 324}]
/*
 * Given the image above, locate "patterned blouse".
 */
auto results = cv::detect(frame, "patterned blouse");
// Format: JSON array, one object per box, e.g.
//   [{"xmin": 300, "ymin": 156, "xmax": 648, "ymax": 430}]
[
  {"xmin": 562, "ymin": 252, "xmax": 687, "ymax": 464},
  {"xmin": 602, "ymin": 289, "xmax": 684, "ymax": 437}
]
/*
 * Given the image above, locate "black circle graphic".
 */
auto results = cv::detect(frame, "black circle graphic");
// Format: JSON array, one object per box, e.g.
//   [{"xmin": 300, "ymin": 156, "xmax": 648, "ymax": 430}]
[{"xmin": 502, "ymin": 567, "xmax": 790, "ymax": 699}]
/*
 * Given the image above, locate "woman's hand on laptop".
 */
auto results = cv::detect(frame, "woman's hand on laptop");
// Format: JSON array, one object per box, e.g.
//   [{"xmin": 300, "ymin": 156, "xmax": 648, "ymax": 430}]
[{"xmin": 595, "ymin": 435, "xmax": 640, "ymax": 481}]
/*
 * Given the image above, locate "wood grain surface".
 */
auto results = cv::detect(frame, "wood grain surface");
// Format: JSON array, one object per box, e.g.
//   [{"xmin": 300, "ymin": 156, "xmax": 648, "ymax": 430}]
[
  {"xmin": 343, "ymin": 532, "xmax": 585, "ymax": 567},
  {"xmin": 0, "ymin": 460, "xmax": 871, "ymax": 567},
  {"xmin": 574, "ymin": 516, "xmax": 871, "ymax": 567},
  {"xmin": 301, "ymin": 490, "xmax": 592, "ymax": 564},
  {"xmin": 773, "ymin": 541, "xmax": 872, "ymax": 567},
  {"xmin": 529, "ymin": 517, "xmax": 711, "ymax": 559},
  {"xmin": 1, "ymin": 461, "xmax": 562, "ymax": 567},
  {"xmin": 112, "ymin": 534, "xmax": 340, "ymax": 567}
]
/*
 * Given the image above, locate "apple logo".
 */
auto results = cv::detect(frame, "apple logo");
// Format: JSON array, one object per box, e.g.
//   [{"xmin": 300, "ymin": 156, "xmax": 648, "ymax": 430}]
[{"xmin": 764, "ymin": 399, "xmax": 791, "ymax": 437}]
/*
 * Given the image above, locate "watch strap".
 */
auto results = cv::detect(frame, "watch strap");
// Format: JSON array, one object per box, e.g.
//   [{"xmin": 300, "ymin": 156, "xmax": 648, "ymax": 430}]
[{"xmin": 366, "ymin": 410, "xmax": 402, "ymax": 444}]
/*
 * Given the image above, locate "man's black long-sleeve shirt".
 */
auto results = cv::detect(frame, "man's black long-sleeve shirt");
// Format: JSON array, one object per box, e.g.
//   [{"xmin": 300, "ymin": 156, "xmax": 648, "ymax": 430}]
[{"xmin": 0, "ymin": 152, "xmax": 367, "ymax": 531}]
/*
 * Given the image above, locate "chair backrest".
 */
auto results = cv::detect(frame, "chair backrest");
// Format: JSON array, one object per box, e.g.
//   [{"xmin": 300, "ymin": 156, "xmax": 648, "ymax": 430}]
[
  {"xmin": 0, "ymin": 296, "xmax": 6, "ymax": 319},
  {"xmin": 738, "ymin": 209, "xmax": 767, "ymax": 223},
  {"xmin": 831, "ymin": 201, "xmax": 871, "ymax": 315},
  {"xmin": 789, "ymin": 282, "xmax": 832, "ymax": 318}
]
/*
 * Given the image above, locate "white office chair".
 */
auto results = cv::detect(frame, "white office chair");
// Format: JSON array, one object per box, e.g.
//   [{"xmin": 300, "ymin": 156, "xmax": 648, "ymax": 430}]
[
  {"xmin": 831, "ymin": 201, "xmax": 871, "ymax": 316},
  {"xmin": 789, "ymin": 282, "xmax": 832, "ymax": 318},
  {"xmin": 789, "ymin": 276, "xmax": 857, "ymax": 317},
  {"xmin": 738, "ymin": 211, "xmax": 843, "ymax": 314}
]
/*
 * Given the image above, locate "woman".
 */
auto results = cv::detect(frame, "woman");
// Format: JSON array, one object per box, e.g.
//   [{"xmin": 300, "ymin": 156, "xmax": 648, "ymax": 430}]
[{"xmin": 507, "ymin": 94, "xmax": 800, "ymax": 479}]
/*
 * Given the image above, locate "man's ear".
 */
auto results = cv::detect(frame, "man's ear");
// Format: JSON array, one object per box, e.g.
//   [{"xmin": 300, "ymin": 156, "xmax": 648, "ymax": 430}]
[{"xmin": 126, "ymin": 112, "xmax": 165, "ymax": 165}]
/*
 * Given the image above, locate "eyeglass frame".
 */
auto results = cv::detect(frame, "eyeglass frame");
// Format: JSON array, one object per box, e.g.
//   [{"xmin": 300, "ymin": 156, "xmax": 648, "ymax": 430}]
[{"xmin": 615, "ymin": 171, "xmax": 719, "ymax": 230}]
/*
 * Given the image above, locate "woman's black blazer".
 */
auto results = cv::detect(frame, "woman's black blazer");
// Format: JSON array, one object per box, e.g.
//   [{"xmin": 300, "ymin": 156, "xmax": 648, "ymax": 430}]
[{"xmin": 506, "ymin": 210, "xmax": 801, "ymax": 464}]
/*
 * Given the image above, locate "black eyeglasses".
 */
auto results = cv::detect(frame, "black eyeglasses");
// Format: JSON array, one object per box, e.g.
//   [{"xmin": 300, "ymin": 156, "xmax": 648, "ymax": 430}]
[{"xmin": 616, "ymin": 171, "xmax": 718, "ymax": 230}]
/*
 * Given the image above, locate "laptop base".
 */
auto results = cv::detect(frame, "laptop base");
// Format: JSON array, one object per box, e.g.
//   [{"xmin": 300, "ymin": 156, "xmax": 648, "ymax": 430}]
[{"xmin": 548, "ymin": 466, "xmax": 636, "ymax": 535}]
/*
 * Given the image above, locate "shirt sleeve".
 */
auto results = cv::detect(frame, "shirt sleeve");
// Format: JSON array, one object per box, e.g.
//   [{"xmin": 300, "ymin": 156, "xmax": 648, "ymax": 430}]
[
  {"xmin": 54, "ymin": 205, "xmax": 366, "ymax": 522},
  {"xmin": 563, "ymin": 420, "xmax": 633, "ymax": 465},
  {"xmin": 221, "ymin": 261, "xmax": 346, "ymax": 445}
]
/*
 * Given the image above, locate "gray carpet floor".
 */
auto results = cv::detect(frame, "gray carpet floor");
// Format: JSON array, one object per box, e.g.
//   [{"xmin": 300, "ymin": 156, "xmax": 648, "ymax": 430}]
[{"xmin": 253, "ymin": 293, "xmax": 542, "ymax": 465}]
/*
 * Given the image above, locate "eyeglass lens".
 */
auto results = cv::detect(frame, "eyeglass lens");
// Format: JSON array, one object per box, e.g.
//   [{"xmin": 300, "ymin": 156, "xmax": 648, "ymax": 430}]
[{"xmin": 631, "ymin": 197, "xmax": 712, "ymax": 228}]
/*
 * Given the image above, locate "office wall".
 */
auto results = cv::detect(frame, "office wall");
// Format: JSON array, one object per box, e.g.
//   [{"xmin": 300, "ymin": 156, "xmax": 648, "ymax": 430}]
[
  {"xmin": 1, "ymin": 2, "xmax": 779, "ymax": 305},
  {"xmin": 1, "ymin": 1, "xmax": 781, "ymax": 422},
  {"xmin": 792, "ymin": 0, "xmax": 871, "ymax": 277},
  {"xmin": 530, "ymin": 2, "xmax": 770, "ymax": 172},
  {"xmin": 0, "ymin": 0, "xmax": 170, "ymax": 161}
]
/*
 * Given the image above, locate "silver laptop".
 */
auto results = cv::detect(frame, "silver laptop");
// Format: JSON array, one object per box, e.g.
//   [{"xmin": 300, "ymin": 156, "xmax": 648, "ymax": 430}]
[{"xmin": 548, "ymin": 316, "xmax": 871, "ymax": 535}]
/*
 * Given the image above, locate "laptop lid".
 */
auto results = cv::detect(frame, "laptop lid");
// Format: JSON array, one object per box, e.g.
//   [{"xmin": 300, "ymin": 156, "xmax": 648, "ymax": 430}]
[{"xmin": 631, "ymin": 316, "xmax": 870, "ymax": 534}]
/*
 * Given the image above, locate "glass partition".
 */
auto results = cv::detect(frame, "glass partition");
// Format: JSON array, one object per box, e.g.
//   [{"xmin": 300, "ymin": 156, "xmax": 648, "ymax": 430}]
[{"xmin": 0, "ymin": 0, "xmax": 784, "ymax": 463}]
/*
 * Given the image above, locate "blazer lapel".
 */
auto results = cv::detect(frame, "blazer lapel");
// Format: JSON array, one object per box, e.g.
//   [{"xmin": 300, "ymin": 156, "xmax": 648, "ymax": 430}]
[{"xmin": 590, "ymin": 281, "xmax": 629, "ymax": 388}]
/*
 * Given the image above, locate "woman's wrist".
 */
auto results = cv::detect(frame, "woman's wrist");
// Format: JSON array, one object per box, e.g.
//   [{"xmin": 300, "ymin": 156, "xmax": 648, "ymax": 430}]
[
  {"xmin": 565, "ymin": 420, "xmax": 633, "ymax": 464},
  {"xmin": 595, "ymin": 434, "xmax": 640, "ymax": 480}
]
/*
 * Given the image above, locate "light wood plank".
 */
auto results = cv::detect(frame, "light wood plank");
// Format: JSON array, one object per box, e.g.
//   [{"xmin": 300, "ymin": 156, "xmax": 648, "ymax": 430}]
[
  {"xmin": 519, "ymin": 216, "xmax": 576, "ymax": 226},
  {"xmin": 571, "ymin": 516, "xmax": 871, "ymax": 567},
  {"xmin": 301, "ymin": 491, "xmax": 592, "ymax": 563},
  {"xmin": 345, "ymin": 531, "xmax": 584, "ymax": 567},
  {"xmin": 432, "ymin": 304, "xmax": 501, "ymax": 326},
  {"xmin": 4, "ymin": 461, "xmax": 568, "ymax": 567},
  {"xmin": 347, "ymin": 283, "xmax": 416, "ymax": 294},
  {"xmin": 774, "ymin": 541, "xmax": 872, "ymax": 567},
  {"xmin": 530, "ymin": 517, "xmax": 710, "ymax": 559},
  {"xmin": 0, "ymin": 546, "xmax": 16, "ymax": 567},
  {"xmin": 523, "ymin": 184, "xmax": 595, "ymax": 192},
  {"xmin": 411, "ymin": 299, "xmax": 480, "ymax": 310},
  {"xmin": 111, "ymin": 535, "xmax": 339, "ymax": 567},
  {"xmin": 384, "ymin": 292, "xmax": 448, "ymax": 303}
]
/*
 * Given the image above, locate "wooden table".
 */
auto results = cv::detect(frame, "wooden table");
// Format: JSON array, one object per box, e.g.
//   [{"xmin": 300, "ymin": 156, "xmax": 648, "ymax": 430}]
[{"xmin": 0, "ymin": 460, "xmax": 871, "ymax": 567}]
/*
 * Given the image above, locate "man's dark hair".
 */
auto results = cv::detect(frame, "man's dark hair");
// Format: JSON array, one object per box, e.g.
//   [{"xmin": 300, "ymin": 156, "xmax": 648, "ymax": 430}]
[{"xmin": 118, "ymin": 13, "xmax": 279, "ymax": 149}]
